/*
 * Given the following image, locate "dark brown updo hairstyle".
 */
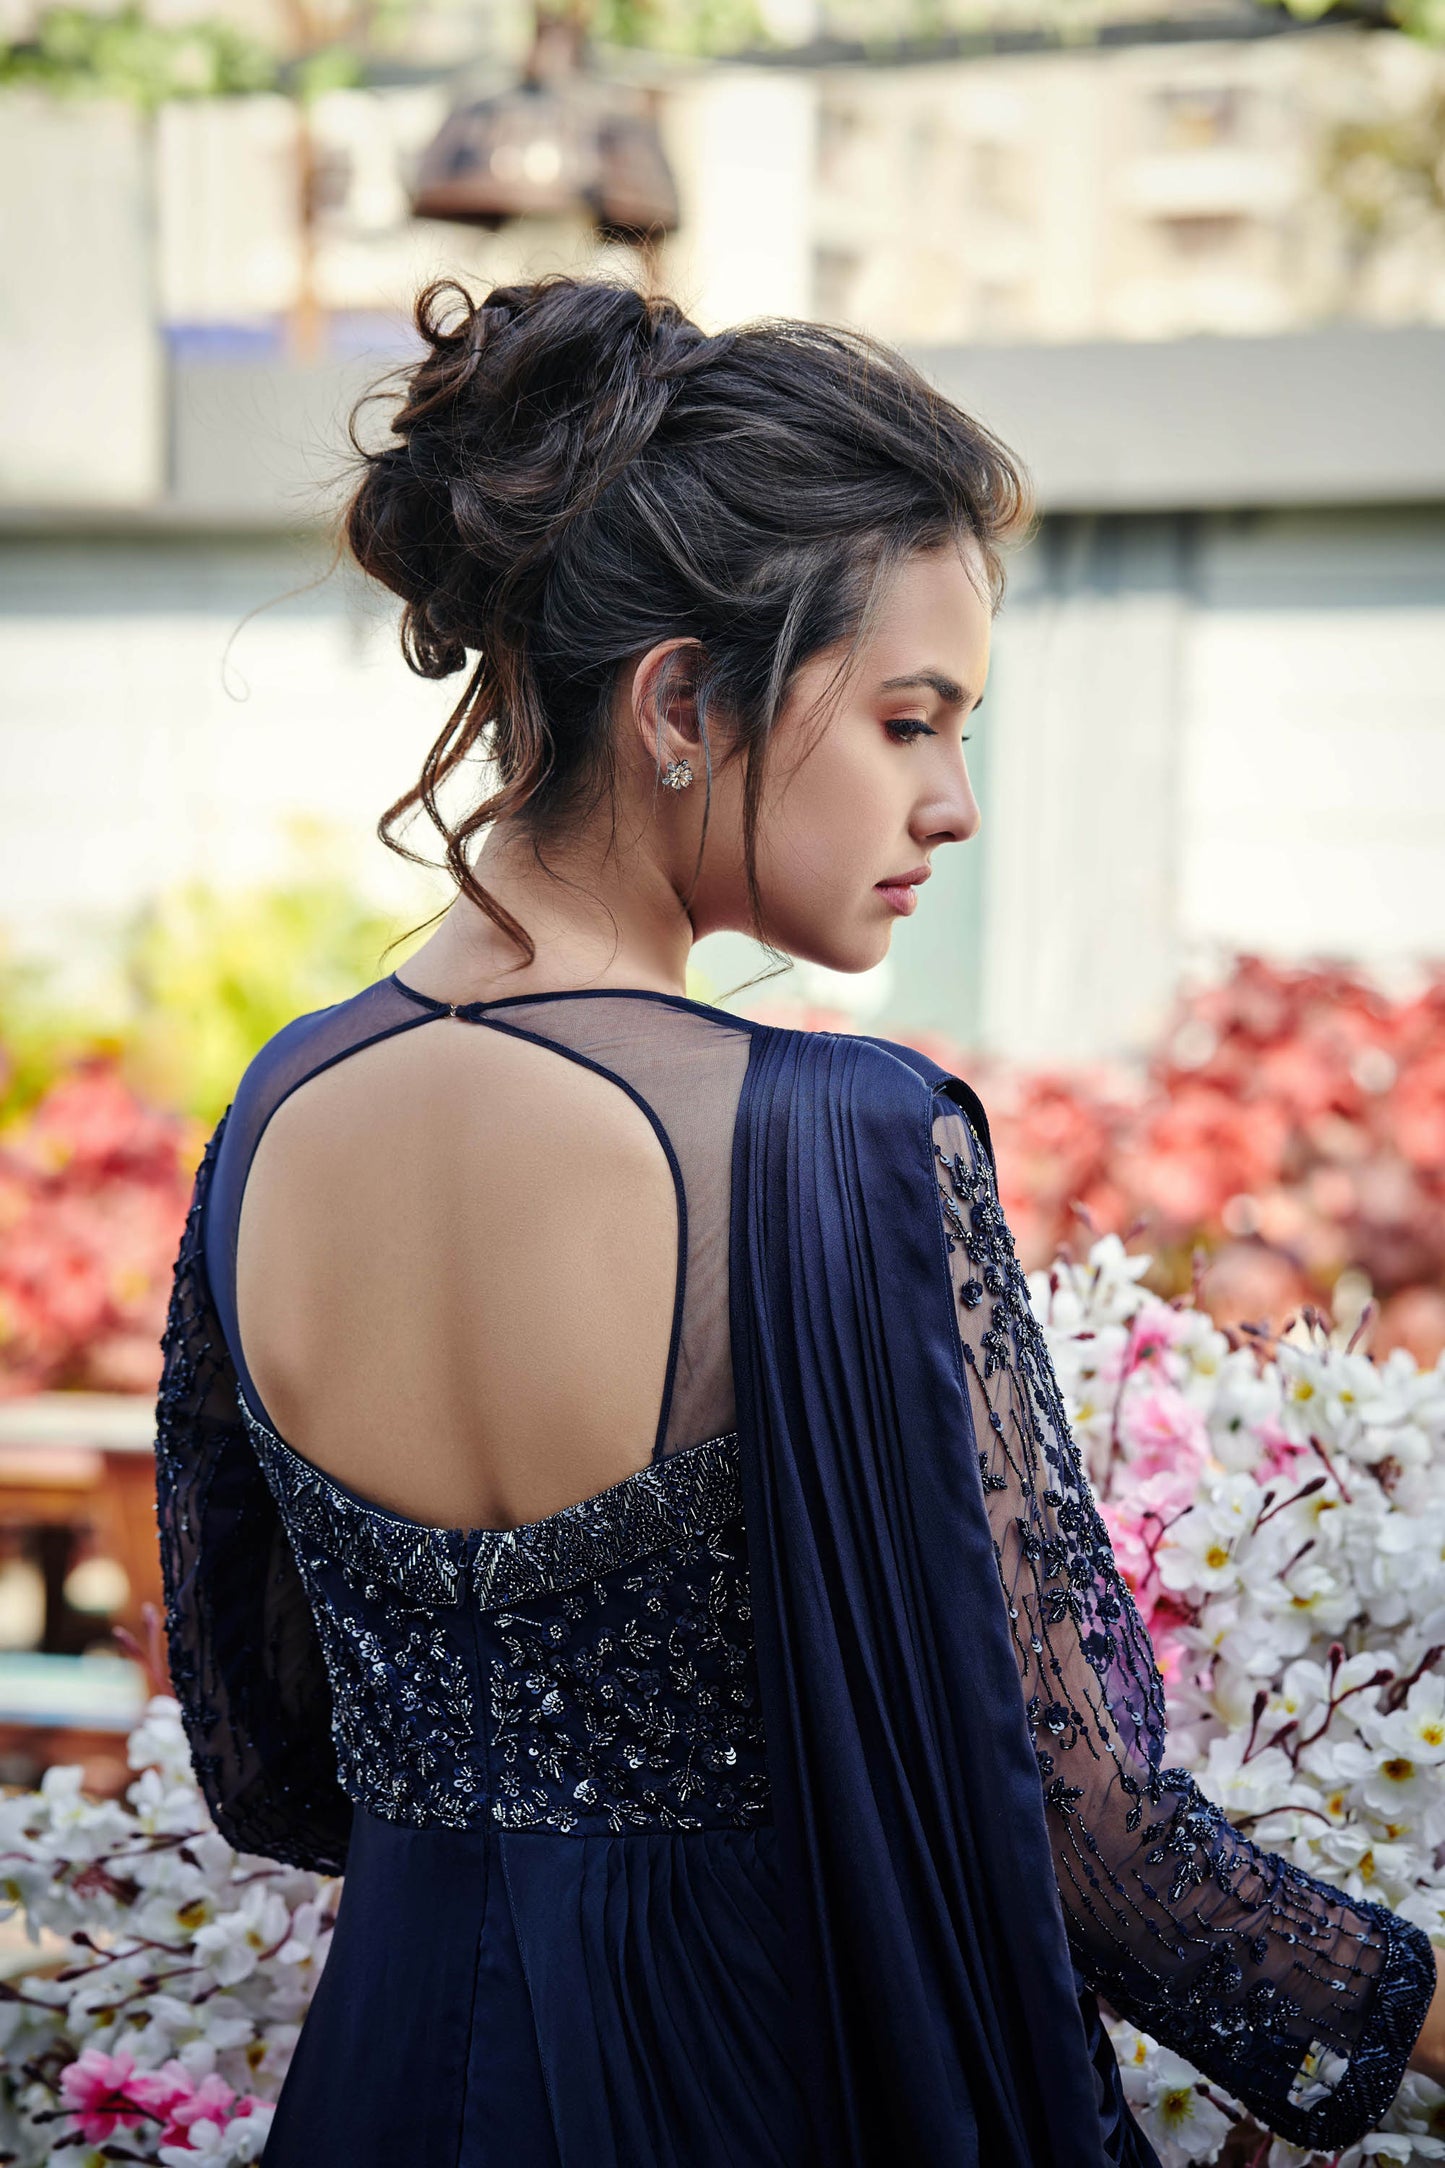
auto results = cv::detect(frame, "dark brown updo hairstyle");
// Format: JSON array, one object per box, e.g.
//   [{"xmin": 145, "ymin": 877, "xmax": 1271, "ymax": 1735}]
[{"xmin": 344, "ymin": 272, "xmax": 1034, "ymax": 974}]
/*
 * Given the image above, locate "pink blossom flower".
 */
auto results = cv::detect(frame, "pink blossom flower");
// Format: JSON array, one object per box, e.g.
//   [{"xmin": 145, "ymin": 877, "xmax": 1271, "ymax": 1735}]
[
  {"xmin": 1102, "ymin": 1505, "xmax": 1155, "ymax": 1592},
  {"xmin": 1102, "ymin": 1468, "xmax": 1199, "ymax": 1594},
  {"xmin": 168, "ymin": 2071, "xmax": 242, "ymax": 2145},
  {"xmin": 1122, "ymin": 1386, "xmax": 1210, "ymax": 1480},
  {"xmin": 125, "ymin": 2061, "xmax": 196, "ymax": 2131},
  {"xmin": 1102, "ymin": 1491, "xmax": 1194, "ymax": 1678},
  {"xmin": 1256, "ymin": 1418, "xmax": 1306, "ymax": 1479},
  {"xmin": 1124, "ymin": 1301, "xmax": 1192, "ymax": 1375},
  {"xmin": 126, "ymin": 2060, "xmax": 243, "ymax": 2149},
  {"xmin": 58, "ymin": 2046, "xmax": 158, "ymax": 2142},
  {"xmin": 59, "ymin": 2050, "xmax": 258, "ymax": 2152},
  {"xmin": 1140, "ymin": 1594, "xmax": 1193, "ymax": 1686}
]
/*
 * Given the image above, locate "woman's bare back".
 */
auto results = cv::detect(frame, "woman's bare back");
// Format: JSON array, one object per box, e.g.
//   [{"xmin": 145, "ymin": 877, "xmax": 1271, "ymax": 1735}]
[{"xmin": 212, "ymin": 976, "xmax": 753, "ymax": 1534}]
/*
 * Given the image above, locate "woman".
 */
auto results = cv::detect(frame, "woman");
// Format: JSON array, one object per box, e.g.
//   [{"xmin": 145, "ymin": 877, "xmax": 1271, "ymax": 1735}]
[{"xmin": 153, "ymin": 274, "xmax": 1445, "ymax": 2167}]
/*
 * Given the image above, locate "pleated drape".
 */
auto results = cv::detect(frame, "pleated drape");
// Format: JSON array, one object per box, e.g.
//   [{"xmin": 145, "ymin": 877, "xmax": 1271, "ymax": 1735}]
[{"xmin": 731, "ymin": 1026, "xmax": 1112, "ymax": 2167}]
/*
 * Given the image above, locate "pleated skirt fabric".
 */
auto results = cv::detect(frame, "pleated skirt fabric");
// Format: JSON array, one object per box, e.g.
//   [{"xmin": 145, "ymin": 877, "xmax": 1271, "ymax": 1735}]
[
  {"xmin": 261, "ymin": 1803, "xmax": 1161, "ymax": 2168},
  {"xmin": 260, "ymin": 1805, "xmax": 805, "ymax": 2168}
]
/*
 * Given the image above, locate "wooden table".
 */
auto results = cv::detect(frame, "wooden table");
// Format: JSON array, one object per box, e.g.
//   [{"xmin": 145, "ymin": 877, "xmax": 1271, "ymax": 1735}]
[{"xmin": 0, "ymin": 1393, "xmax": 160, "ymax": 1791}]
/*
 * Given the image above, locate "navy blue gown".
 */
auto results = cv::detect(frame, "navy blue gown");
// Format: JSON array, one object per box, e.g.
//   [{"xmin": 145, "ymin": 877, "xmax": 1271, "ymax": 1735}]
[{"xmin": 152, "ymin": 975, "xmax": 1435, "ymax": 2166}]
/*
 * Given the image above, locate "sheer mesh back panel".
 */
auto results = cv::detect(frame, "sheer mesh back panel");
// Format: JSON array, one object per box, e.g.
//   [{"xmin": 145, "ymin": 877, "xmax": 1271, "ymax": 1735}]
[{"xmin": 203, "ymin": 980, "xmax": 754, "ymax": 1465}]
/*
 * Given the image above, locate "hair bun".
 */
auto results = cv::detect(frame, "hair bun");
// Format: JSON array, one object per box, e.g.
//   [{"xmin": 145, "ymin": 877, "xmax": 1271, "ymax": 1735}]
[{"xmin": 345, "ymin": 275, "xmax": 716, "ymax": 679}]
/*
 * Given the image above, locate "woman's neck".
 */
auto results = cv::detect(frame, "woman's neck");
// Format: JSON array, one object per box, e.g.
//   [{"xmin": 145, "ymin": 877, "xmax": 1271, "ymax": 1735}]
[{"xmin": 393, "ymin": 820, "xmax": 696, "ymax": 1007}]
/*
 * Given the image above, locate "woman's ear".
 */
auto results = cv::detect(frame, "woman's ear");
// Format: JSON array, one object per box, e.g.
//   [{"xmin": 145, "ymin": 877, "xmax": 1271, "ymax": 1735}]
[{"xmin": 626, "ymin": 638, "xmax": 708, "ymax": 777}]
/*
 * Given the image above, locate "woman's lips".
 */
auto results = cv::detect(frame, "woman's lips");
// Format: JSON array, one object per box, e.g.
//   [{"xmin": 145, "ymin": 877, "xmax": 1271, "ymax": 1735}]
[{"xmin": 875, "ymin": 881, "xmax": 921, "ymax": 916}]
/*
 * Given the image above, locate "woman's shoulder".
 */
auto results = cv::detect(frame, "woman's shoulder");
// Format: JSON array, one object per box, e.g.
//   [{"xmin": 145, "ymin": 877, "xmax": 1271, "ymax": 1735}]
[
  {"xmin": 849, "ymin": 1029, "xmax": 957, "ymax": 1091},
  {"xmin": 747, "ymin": 1017, "xmax": 992, "ymax": 1153},
  {"xmin": 846, "ymin": 1030, "xmax": 996, "ymax": 1168},
  {"xmin": 221, "ymin": 976, "xmax": 408, "ymax": 1137}
]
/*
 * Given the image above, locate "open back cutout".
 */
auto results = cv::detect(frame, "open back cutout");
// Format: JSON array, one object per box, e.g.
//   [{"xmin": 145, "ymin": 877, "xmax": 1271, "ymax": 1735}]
[{"xmin": 206, "ymin": 975, "xmax": 756, "ymax": 1535}]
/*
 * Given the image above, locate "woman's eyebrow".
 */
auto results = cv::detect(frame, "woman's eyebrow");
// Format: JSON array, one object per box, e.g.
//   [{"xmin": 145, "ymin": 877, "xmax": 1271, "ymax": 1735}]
[{"xmin": 879, "ymin": 670, "xmax": 976, "ymax": 707}]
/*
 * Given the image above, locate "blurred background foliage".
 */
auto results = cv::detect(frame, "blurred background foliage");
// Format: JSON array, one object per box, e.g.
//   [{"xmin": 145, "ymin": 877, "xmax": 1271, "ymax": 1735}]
[
  {"xmin": 4, "ymin": 0, "xmax": 1443, "ymax": 106},
  {"xmin": 2, "ymin": 842, "xmax": 1442, "ymax": 1401},
  {"xmin": 0, "ymin": 3, "xmax": 282, "ymax": 101},
  {"xmin": 0, "ymin": 819, "xmax": 408, "ymax": 1130}
]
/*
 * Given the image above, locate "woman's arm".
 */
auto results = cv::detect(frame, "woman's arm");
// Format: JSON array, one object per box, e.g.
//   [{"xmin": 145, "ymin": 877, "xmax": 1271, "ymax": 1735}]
[
  {"xmin": 153, "ymin": 1111, "xmax": 353, "ymax": 1874},
  {"xmin": 931, "ymin": 1092, "xmax": 1438, "ymax": 2152}
]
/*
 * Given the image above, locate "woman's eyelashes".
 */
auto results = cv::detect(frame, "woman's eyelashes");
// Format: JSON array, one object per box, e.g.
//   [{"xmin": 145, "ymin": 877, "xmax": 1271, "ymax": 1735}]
[{"xmin": 883, "ymin": 717, "xmax": 973, "ymax": 745}]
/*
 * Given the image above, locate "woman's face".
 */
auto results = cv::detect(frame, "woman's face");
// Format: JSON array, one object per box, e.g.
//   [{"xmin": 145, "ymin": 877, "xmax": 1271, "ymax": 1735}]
[{"xmin": 682, "ymin": 541, "xmax": 991, "ymax": 974}]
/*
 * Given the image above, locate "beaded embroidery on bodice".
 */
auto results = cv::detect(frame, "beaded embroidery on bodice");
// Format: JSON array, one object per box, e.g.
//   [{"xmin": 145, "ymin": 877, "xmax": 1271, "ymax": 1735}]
[{"xmin": 236, "ymin": 1378, "xmax": 771, "ymax": 1835}]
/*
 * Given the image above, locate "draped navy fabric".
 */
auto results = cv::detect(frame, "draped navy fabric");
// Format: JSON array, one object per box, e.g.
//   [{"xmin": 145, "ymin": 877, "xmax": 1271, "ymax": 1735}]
[
  {"xmin": 730, "ymin": 1026, "xmax": 1108, "ymax": 2166},
  {"xmin": 150, "ymin": 978, "xmax": 1434, "ymax": 2168}
]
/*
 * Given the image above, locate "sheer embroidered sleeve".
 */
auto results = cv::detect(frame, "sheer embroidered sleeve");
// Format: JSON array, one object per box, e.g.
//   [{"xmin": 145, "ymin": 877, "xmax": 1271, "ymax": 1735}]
[
  {"xmin": 153, "ymin": 1108, "xmax": 353, "ymax": 1875},
  {"xmin": 930, "ymin": 1087, "xmax": 1436, "ymax": 2152}
]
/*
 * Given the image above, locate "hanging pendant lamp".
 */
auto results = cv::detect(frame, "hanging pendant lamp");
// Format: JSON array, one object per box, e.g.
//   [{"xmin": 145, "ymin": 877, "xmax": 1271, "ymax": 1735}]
[{"xmin": 409, "ymin": 11, "xmax": 679, "ymax": 243}]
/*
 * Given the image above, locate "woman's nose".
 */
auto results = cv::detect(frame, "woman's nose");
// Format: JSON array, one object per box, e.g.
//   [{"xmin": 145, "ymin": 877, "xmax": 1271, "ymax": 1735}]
[{"xmin": 924, "ymin": 776, "xmax": 981, "ymax": 848}]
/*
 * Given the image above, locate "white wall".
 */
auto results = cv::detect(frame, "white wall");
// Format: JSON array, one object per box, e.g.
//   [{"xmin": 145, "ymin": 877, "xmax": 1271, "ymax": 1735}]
[
  {"xmin": 978, "ymin": 507, "xmax": 1445, "ymax": 1062},
  {"xmin": 0, "ymin": 538, "xmax": 451, "ymax": 996},
  {"xmin": 980, "ymin": 517, "xmax": 1190, "ymax": 1064},
  {"xmin": 658, "ymin": 66, "xmax": 818, "ymax": 329},
  {"xmin": 0, "ymin": 96, "xmax": 164, "ymax": 507},
  {"xmin": 1179, "ymin": 511, "xmax": 1445, "ymax": 966}
]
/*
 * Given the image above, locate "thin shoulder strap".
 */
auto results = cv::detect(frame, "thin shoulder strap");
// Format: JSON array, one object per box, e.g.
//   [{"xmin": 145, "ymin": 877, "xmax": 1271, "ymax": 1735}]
[{"xmin": 202, "ymin": 976, "xmax": 438, "ymax": 1436}]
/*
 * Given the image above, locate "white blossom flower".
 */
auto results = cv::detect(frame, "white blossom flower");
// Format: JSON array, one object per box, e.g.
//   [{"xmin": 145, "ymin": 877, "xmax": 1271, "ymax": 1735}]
[
  {"xmin": 1133, "ymin": 2043, "xmax": 1236, "ymax": 2165},
  {"xmin": 1194, "ymin": 1734, "xmax": 1298, "ymax": 1821},
  {"xmin": 1157, "ymin": 1474, "xmax": 1262, "ymax": 1595},
  {"xmin": 1368, "ymin": 1677, "xmax": 1445, "ymax": 1767},
  {"xmin": 1168, "ymin": 1307, "xmax": 1232, "ymax": 1393},
  {"xmin": 127, "ymin": 1698, "xmax": 199, "ymax": 1790},
  {"xmin": 192, "ymin": 1882, "xmax": 293, "ymax": 1987},
  {"xmin": 1207, "ymin": 1351, "xmax": 1283, "ymax": 1471},
  {"xmin": 1245, "ymin": 1553, "xmax": 1360, "ymax": 1646}
]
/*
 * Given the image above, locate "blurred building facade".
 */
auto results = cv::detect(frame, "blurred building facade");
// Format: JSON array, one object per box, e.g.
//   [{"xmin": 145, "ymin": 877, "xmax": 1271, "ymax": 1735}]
[
  {"xmin": 3, "ymin": 15, "xmax": 1445, "ymax": 1060},
  {"xmin": 14, "ymin": 24, "xmax": 1445, "ymax": 358},
  {"xmin": 797, "ymin": 29, "xmax": 1445, "ymax": 344}
]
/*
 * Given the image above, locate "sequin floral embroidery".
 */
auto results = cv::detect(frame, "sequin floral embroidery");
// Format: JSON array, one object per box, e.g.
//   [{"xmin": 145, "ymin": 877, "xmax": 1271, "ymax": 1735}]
[
  {"xmin": 488, "ymin": 1513, "xmax": 772, "ymax": 1834},
  {"xmin": 242, "ymin": 1400, "xmax": 484, "ymax": 1830},
  {"xmin": 239, "ymin": 1393, "xmax": 771, "ymax": 1838}
]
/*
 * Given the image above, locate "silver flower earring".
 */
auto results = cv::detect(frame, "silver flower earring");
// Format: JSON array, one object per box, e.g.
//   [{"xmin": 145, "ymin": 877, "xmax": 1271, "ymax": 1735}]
[{"xmin": 660, "ymin": 757, "xmax": 694, "ymax": 791}]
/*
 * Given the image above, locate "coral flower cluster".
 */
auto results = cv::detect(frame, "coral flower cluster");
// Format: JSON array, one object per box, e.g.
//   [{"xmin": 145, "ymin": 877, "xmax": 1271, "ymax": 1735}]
[
  {"xmin": 4, "ymin": 953, "xmax": 1443, "ymax": 1398},
  {"xmin": 0, "ymin": 1061, "xmax": 200, "ymax": 1397},
  {"xmin": 972, "ymin": 957, "xmax": 1445, "ymax": 1367}
]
